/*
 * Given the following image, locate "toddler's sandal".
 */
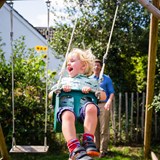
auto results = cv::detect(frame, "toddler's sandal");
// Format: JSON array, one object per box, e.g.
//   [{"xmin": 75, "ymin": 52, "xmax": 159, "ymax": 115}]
[
  {"xmin": 83, "ymin": 141, "xmax": 100, "ymax": 157},
  {"xmin": 69, "ymin": 146, "xmax": 93, "ymax": 160}
]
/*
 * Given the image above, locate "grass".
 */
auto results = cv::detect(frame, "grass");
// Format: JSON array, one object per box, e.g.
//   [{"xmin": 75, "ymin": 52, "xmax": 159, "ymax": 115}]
[
  {"xmin": 9, "ymin": 145, "xmax": 145, "ymax": 160},
  {"xmin": 99, "ymin": 146, "xmax": 144, "ymax": 160},
  {"xmin": 7, "ymin": 144, "xmax": 160, "ymax": 160}
]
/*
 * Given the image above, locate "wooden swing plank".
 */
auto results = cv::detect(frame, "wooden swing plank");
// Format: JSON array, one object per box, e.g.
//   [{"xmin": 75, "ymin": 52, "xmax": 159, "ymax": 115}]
[{"xmin": 10, "ymin": 145, "xmax": 49, "ymax": 153}]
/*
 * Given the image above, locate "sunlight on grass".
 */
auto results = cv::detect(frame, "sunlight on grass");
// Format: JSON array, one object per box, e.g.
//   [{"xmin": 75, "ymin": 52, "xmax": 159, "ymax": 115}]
[
  {"xmin": 10, "ymin": 146, "xmax": 145, "ymax": 160},
  {"xmin": 95, "ymin": 146, "xmax": 143, "ymax": 160}
]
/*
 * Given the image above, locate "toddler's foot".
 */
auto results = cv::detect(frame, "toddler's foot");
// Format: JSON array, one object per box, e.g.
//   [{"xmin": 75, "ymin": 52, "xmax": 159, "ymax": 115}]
[
  {"xmin": 69, "ymin": 146, "xmax": 93, "ymax": 160},
  {"xmin": 83, "ymin": 141, "xmax": 100, "ymax": 157}
]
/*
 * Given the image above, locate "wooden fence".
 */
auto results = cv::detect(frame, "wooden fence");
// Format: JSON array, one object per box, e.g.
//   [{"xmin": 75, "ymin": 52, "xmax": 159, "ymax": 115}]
[{"xmin": 110, "ymin": 92, "xmax": 160, "ymax": 144}]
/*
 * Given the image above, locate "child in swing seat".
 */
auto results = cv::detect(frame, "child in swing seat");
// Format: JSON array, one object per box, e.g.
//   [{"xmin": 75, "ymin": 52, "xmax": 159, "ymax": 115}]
[{"xmin": 49, "ymin": 48, "xmax": 106, "ymax": 160}]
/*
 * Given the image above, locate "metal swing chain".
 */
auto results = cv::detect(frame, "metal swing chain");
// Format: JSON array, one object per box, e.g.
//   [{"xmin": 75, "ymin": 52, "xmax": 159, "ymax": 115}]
[
  {"xmin": 9, "ymin": 0, "xmax": 16, "ymax": 148},
  {"xmin": 99, "ymin": 0, "xmax": 120, "ymax": 84},
  {"xmin": 44, "ymin": 0, "xmax": 51, "ymax": 150}
]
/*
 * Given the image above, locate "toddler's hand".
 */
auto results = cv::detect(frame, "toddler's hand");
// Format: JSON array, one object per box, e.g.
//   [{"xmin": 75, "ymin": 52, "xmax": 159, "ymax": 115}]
[
  {"xmin": 82, "ymin": 86, "xmax": 91, "ymax": 94},
  {"xmin": 62, "ymin": 85, "xmax": 71, "ymax": 92}
]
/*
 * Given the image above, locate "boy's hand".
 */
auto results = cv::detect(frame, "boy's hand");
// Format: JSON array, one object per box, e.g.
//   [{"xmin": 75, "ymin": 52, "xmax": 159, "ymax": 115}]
[
  {"xmin": 82, "ymin": 86, "xmax": 91, "ymax": 94},
  {"xmin": 62, "ymin": 85, "xmax": 71, "ymax": 92}
]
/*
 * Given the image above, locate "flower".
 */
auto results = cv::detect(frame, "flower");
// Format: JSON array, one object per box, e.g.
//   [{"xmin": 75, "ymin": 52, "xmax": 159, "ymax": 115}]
[
  {"xmin": 43, "ymin": 46, "xmax": 48, "ymax": 51},
  {"xmin": 35, "ymin": 45, "xmax": 41, "ymax": 51}
]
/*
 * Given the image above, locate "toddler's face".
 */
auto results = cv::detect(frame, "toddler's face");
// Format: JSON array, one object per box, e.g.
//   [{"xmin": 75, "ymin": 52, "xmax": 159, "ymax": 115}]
[{"xmin": 67, "ymin": 55, "xmax": 85, "ymax": 77}]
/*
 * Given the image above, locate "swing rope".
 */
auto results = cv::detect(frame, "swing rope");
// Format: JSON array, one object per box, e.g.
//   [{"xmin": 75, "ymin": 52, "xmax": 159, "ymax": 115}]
[
  {"xmin": 57, "ymin": 19, "xmax": 78, "ymax": 89},
  {"xmin": 57, "ymin": 17, "xmax": 78, "ymax": 88},
  {"xmin": 57, "ymin": 0, "xmax": 84, "ymax": 89},
  {"xmin": 44, "ymin": 0, "xmax": 51, "ymax": 149},
  {"xmin": 99, "ymin": 0, "xmax": 121, "ymax": 84},
  {"xmin": 9, "ymin": 0, "xmax": 16, "ymax": 149}
]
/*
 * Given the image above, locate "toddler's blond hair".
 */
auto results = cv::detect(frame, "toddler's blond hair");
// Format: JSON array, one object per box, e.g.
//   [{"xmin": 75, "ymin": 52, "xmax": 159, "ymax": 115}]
[{"xmin": 67, "ymin": 48, "xmax": 95, "ymax": 76}]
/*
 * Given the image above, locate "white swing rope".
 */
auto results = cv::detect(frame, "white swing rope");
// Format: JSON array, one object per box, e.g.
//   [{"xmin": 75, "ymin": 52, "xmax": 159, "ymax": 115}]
[
  {"xmin": 44, "ymin": 0, "xmax": 51, "ymax": 150},
  {"xmin": 56, "ymin": 19, "xmax": 78, "ymax": 89},
  {"xmin": 10, "ymin": 0, "xmax": 16, "ymax": 148},
  {"xmin": 56, "ymin": 1, "xmax": 83, "ymax": 89},
  {"xmin": 99, "ymin": 1, "xmax": 120, "ymax": 84}
]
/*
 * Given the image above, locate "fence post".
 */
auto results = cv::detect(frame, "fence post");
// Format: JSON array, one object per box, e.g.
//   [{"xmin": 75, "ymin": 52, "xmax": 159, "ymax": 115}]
[
  {"xmin": 125, "ymin": 92, "xmax": 128, "ymax": 141},
  {"xmin": 154, "ymin": 109, "xmax": 157, "ymax": 140},
  {"xmin": 111, "ymin": 96, "xmax": 117, "ymax": 144},
  {"xmin": 136, "ymin": 92, "xmax": 140, "ymax": 141},
  {"xmin": 130, "ymin": 92, "xmax": 134, "ymax": 140},
  {"xmin": 141, "ymin": 92, "xmax": 145, "ymax": 139},
  {"xmin": 118, "ymin": 92, "xmax": 122, "ymax": 141}
]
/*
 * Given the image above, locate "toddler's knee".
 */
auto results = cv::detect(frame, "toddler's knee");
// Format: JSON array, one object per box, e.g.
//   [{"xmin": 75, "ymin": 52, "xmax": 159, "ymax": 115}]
[
  {"xmin": 85, "ymin": 104, "xmax": 97, "ymax": 114},
  {"xmin": 62, "ymin": 111, "xmax": 75, "ymax": 121}
]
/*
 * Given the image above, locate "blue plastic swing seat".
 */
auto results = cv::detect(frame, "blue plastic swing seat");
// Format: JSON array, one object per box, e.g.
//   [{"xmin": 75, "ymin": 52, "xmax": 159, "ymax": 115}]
[{"xmin": 52, "ymin": 90, "xmax": 98, "ymax": 133}]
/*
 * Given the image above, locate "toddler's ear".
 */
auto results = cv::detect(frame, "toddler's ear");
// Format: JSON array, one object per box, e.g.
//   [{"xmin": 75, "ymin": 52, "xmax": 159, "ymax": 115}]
[{"xmin": 81, "ymin": 61, "xmax": 86, "ymax": 68}]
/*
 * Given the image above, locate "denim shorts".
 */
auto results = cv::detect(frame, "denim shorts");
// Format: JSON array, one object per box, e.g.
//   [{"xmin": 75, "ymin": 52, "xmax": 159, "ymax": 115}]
[{"xmin": 56, "ymin": 101, "xmax": 99, "ymax": 123}]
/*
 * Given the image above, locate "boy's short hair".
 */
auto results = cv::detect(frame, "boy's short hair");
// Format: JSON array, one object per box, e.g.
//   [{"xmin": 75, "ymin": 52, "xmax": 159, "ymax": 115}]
[{"xmin": 95, "ymin": 59, "xmax": 102, "ymax": 67}]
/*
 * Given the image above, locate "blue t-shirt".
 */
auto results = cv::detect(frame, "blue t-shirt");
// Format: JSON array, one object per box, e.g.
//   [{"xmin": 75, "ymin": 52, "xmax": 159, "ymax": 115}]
[{"xmin": 92, "ymin": 74, "xmax": 115, "ymax": 102}]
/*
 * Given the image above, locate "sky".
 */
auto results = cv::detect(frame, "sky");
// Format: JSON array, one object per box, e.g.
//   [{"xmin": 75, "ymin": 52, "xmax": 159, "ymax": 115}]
[{"xmin": 13, "ymin": 0, "xmax": 67, "ymax": 27}]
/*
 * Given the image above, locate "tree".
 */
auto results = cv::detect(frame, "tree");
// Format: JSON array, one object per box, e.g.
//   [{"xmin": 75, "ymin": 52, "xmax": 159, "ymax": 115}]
[{"xmin": 50, "ymin": 0, "xmax": 150, "ymax": 93}]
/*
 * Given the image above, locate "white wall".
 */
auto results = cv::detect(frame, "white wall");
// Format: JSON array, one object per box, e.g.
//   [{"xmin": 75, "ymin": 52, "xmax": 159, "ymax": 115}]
[{"xmin": 0, "ymin": 3, "xmax": 62, "ymax": 72}]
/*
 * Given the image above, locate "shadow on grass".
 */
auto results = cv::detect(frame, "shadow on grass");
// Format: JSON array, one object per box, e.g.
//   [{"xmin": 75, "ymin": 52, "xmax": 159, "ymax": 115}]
[{"xmin": 10, "ymin": 152, "xmax": 69, "ymax": 160}]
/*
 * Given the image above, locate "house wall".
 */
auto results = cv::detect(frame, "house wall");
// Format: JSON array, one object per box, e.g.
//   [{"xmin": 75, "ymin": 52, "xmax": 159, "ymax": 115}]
[{"xmin": 0, "ymin": 3, "xmax": 62, "ymax": 73}]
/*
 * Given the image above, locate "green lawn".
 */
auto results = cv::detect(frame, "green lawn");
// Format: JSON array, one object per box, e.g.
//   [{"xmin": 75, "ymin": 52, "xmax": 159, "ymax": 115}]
[
  {"xmin": 9, "ymin": 146, "xmax": 143, "ymax": 160},
  {"xmin": 9, "ymin": 145, "xmax": 160, "ymax": 160}
]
